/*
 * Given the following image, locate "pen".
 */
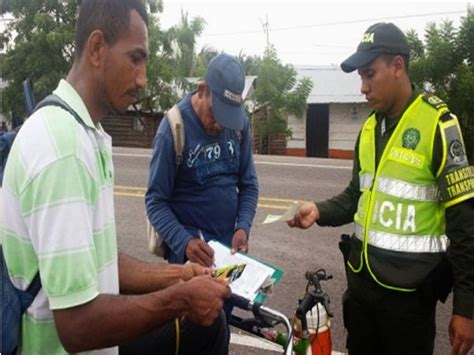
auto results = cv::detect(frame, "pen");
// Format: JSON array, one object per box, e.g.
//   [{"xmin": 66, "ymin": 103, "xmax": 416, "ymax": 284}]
[
  {"xmin": 198, "ymin": 229, "xmax": 216, "ymax": 268},
  {"xmin": 198, "ymin": 229, "xmax": 205, "ymax": 242}
]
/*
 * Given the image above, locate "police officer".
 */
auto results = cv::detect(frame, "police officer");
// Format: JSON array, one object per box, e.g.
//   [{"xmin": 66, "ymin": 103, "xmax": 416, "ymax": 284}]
[{"xmin": 289, "ymin": 22, "xmax": 474, "ymax": 355}]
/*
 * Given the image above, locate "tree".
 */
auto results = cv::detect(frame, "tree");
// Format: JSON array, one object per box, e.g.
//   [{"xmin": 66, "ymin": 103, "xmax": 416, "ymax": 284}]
[
  {"xmin": 252, "ymin": 45, "xmax": 312, "ymax": 153},
  {"xmin": 1, "ymin": 1, "xmax": 78, "ymax": 121},
  {"xmin": 140, "ymin": 11, "xmax": 180, "ymax": 112},
  {"xmin": 0, "ymin": 0, "xmax": 178, "ymax": 119},
  {"xmin": 170, "ymin": 10, "xmax": 206, "ymax": 79},
  {"xmin": 238, "ymin": 51, "xmax": 261, "ymax": 75},
  {"xmin": 191, "ymin": 45, "xmax": 219, "ymax": 78},
  {"xmin": 407, "ymin": 10, "xmax": 474, "ymax": 163}
]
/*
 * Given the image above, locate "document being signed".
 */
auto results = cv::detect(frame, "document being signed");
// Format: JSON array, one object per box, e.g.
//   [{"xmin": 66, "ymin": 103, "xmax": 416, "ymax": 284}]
[{"xmin": 208, "ymin": 240, "xmax": 282, "ymax": 302}]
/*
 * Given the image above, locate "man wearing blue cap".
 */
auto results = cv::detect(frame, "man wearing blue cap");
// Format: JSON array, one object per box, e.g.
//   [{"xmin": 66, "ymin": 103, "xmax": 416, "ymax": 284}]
[
  {"xmin": 146, "ymin": 53, "xmax": 259, "ymax": 267},
  {"xmin": 289, "ymin": 22, "xmax": 474, "ymax": 354}
]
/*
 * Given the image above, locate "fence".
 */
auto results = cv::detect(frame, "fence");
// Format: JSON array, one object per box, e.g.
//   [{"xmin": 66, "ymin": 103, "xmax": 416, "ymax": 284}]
[{"xmin": 102, "ymin": 111, "xmax": 163, "ymax": 148}]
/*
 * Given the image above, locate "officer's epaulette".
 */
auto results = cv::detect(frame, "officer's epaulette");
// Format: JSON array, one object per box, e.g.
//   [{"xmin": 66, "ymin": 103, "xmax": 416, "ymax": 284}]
[{"xmin": 422, "ymin": 93, "xmax": 447, "ymax": 110}]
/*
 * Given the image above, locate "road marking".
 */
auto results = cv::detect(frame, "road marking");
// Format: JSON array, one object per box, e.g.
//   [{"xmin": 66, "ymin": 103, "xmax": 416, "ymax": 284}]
[
  {"xmin": 230, "ymin": 333, "xmax": 347, "ymax": 354},
  {"xmin": 115, "ymin": 185, "xmax": 146, "ymax": 192},
  {"xmin": 114, "ymin": 185, "xmax": 308, "ymax": 203},
  {"xmin": 112, "ymin": 152, "xmax": 351, "ymax": 170},
  {"xmin": 256, "ymin": 204, "xmax": 290, "ymax": 210},
  {"xmin": 114, "ymin": 191, "xmax": 144, "ymax": 198},
  {"xmin": 257, "ymin": 197, "xmax": 303, "ymax": 204},
  {"xmin": 255, "ymin": 161, "xmax": 351, "ymax": 170},
  {"xmin": 113, "ymin": 152, "xmax": 150, "ymax": 158},
  {"xmin": 113, "ymin": 185, "xmax": 307, "ymax": 210}
]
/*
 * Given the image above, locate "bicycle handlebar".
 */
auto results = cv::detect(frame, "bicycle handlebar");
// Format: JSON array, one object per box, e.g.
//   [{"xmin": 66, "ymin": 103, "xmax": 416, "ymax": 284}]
[
  {"xmin": 305, "ymin": 269, "xmax": 333, "ymax": 290},
  {"xmin": 301, "ymin": 269, "xmax": 333, "ymax": 318},
  {"xmin": 231, "ymin": 293, "xmax": 251, "ymax": 310},
  {"xmin": 230, "ymin": 268, "xmax": 332, "ymax": 355},
  {"xmin": 231, "ymin": 294, "xmax": 294, "ymax": 355}
]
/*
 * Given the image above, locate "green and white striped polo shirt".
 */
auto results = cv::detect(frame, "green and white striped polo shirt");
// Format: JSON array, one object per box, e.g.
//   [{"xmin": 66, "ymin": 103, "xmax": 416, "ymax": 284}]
[{"xmin": 1, "ymin": 79, "xmax": 119, "ymax": 354}]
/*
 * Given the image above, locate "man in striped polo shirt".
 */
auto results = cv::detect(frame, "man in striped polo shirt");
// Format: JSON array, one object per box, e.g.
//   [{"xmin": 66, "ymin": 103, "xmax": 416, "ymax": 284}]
[{"xmin": 1, "ymin": 1, "xmax": 230, "ymax": 354}]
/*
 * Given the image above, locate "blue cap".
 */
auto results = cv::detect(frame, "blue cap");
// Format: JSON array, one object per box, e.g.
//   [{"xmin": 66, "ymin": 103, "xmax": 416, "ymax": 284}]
[{"xmin": 205, "ymin": 53, "xmax": 246, "ymax": 130}]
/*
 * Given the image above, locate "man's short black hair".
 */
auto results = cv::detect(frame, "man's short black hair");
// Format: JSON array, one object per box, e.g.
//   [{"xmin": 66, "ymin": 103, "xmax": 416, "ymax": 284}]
[
  {"xmin": 381, "ymin": 54, "xmax": 410, "ymax": 73},
  {"xmin": 74, "ymin": 0, "xmax": 148, "ymax": 59}
]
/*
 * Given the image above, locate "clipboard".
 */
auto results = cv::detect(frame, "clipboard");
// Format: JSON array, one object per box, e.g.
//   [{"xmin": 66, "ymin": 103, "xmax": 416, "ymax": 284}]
[{"xmin": 208, "ymin": 240, "xmax": 283, "ymax": 303}]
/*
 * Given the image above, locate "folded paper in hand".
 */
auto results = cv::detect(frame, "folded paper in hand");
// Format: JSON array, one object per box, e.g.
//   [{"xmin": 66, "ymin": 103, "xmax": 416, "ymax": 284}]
[
  {"xmin": 208, "ymin": 240, "xmax": 282, "ymax": 302},
  {"xmin": 262, "ymin": 202, "xmax": 301, "ymax": 224}
]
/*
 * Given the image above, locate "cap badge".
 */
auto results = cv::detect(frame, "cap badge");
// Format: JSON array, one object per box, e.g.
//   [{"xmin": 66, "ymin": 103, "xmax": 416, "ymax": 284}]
[
  {"xmin": 223, "ymin": 89, "xmax": 242, "ymax": 103},
  {"xmin": 361, "ymin": 32, "xmax": 375, "ymax": 44}
]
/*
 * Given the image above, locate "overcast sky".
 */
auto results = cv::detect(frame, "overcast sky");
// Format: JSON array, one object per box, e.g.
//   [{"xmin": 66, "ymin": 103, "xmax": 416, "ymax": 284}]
[
  {"xmin": 158, "ymin": 1, "xmax": 470, "ymax": 67},
  {"xmin": 0, "ymin": 2, "xmax": 469, "ymax": 66}
]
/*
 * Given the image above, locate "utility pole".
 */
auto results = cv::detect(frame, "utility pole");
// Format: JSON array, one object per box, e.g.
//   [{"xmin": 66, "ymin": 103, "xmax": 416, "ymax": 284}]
[{"xmin": 260, "ymin": 15, "xmax": 270, "ymax": 49}]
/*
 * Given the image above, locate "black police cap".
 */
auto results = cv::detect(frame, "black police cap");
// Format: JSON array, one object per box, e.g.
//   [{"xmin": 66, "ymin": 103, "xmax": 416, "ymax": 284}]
[{"xmin": 341, "ymin": 22, "xmax": 410, "ymax": 73}]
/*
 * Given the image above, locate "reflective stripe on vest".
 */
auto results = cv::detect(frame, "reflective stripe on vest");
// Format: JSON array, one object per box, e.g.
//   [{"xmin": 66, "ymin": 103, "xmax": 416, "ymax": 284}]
[
  {"xmin": 360, "ymin": 173, "xmax": 374, "ymax": 190},
  {"xmin": 376, "ymin": 176, "xmax": 440, "ymax": 202},
  {"xmin": 354, "ymin": 223, "xmax": 449, "ymax": 253}
]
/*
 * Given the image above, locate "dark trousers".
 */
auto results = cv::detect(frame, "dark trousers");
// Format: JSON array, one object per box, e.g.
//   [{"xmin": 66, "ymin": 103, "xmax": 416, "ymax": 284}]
[
  {"xmin": 343, "ymin": 271, "xmax": 437, "ymax": 355},
  {"xmin": 119, "ymin": 311, "xmax": 229, "ymax": 355}
]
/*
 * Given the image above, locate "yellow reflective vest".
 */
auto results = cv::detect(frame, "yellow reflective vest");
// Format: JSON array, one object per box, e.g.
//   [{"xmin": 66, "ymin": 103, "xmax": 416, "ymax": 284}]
[{"xmin": 350, "ymin": 94, "xmax": 451, "ymax": 291}]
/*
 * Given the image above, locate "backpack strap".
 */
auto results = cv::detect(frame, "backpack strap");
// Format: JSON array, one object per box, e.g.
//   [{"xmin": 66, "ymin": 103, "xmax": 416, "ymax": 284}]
[
  {"xmin": 166, "ymin": 105, "xmax": 185, "ymax": 167},
  {"xmin": 26, "ymin": 268, "xmax": 42, "ymax": 297},
  {"xmin": 34, "ymin": 94, "xmax": 84, "ymax": 126}
]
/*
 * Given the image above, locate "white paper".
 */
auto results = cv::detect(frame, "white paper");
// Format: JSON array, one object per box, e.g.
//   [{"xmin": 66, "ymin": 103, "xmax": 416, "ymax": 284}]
[
  {"xmin": 209, "ymin": 240, "xmax": 276, "ymax": 301},
  {"xmin": 262, "ymin": 214, "xmax": 283, "ymax": 224},
  {"xmin": 262, "ymin": 203, "xmax": 301, "ymax": 224}
]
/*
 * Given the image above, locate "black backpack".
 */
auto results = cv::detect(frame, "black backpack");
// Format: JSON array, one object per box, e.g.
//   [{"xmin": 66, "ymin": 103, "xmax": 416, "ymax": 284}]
[{"xmin": 0, "ymin": 126, "xmax": 21, "ymax": 186}]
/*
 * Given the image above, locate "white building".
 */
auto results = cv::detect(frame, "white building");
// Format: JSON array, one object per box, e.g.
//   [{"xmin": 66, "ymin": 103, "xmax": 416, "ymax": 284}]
[{"xmin": 287, "ymin": 65, "xmax": 372, "ymax": 159}]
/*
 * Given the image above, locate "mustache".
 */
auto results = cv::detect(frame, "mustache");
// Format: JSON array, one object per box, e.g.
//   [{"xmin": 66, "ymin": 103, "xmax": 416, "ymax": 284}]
[{"xmin": 126, "ymin": 88, "xmax": 141, "ymax": 100}]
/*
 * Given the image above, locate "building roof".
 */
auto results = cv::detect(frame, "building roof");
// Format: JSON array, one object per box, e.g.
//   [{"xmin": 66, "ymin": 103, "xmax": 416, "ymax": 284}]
[
  {"xmin": 242, "ymin": 75, "xmax": 257, "ymax": 100},
  {"xmin": 295, "ymin": 65, "xmax": 365, "ymax": 104}
]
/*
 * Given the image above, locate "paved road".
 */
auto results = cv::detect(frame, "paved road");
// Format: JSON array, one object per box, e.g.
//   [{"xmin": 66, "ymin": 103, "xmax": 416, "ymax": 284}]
[{"xmin": 112, "ymin": 147, "xmax": 453, "ymax": 355}]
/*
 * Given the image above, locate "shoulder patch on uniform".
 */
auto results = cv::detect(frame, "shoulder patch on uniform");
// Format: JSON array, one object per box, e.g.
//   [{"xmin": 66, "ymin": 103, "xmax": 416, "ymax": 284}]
[
  {"xmin": 422, "ymin": 93, "xmax": 447, "ymax": 110},
  {"xmin": 402, "ymin": 128, "xmax": 421, "ymax": 150},
  {"xmin": 449, "ymin": 139, "xmax": 467, "ymax": 164}
]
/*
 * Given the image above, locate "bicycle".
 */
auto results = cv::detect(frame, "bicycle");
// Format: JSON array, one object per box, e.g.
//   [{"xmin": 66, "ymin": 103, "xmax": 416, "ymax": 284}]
[{"xmin": 230, "ymin": 268, "xmax": 333, "ymax": 355}]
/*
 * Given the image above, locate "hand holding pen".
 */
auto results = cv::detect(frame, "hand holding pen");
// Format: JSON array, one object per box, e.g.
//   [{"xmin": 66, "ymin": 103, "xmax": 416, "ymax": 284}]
[
  {"xmin": 198, "ymin": 230, "xmax": 217, "ymax": 267},
  {"xmin": 184, "ymin": 229, "xmax": 216, "ymax": 268}
]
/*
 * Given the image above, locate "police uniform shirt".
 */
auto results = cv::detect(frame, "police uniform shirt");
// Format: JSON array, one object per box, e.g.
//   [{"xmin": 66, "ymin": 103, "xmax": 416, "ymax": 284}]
[{"xmin": 316, "ymin": 89, "xmax": 474, "ymax": 319}]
